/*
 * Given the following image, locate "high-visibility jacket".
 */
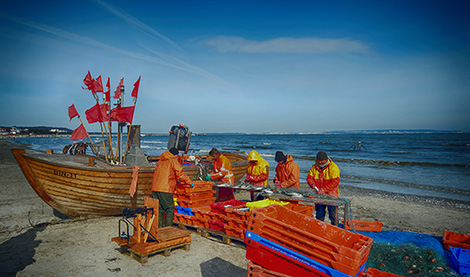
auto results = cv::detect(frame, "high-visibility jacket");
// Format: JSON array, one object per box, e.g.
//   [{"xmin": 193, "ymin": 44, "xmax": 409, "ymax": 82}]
[
  {"xmin": 306, "ymin": 158, "xmax": 340, "ymax": 197},
  {"xmin": 245, "ymin": 150, "xmax": 269, "ymax": 186},
  {"xmin": 274, "ymin": 155, "xmax": 300, "ymax": 189},
  {"xmin": 210, "ymin": 153, "xmax": 234, "ymax": 185},
  {"xmin": 151, "ymin": 150, "xmax": 192, "ymax": 193}
]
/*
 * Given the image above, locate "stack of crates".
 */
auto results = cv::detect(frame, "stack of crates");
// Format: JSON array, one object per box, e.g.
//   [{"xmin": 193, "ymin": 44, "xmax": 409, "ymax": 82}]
[
  {"xmin": 209, "ymin": 199, "xmax": 247, "ymax": 233},
  {"xmin": 244, "ymin": 204, "xmax": 373, "ymax": 277},
  {"xmin": 173, "ymin": 180, "xmax": 216, "ymax": 225},
  {"xmin": 190, "ymin": 199, "xmax": 247, "ymax": 232},
  {"xmin": 443, "ymin": 230, "xmax": 470, "ymax": 276}
]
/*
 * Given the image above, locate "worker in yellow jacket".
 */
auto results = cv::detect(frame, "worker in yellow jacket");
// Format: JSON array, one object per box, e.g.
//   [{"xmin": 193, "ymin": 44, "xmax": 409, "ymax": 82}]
[
  {"xmin": 245, "ymin": 150, "xmax": 269, "ymax": 201},
  {"xmin": 307, "ymin": 151, "xmax": 340, "ymax": 225}
]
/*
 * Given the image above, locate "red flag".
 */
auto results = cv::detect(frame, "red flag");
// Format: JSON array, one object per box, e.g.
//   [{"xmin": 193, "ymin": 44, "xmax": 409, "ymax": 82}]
[
  {"xmin": 85, "ymin": 103, "xmax": 109, "ymax": 123},
  {"xmin": 114, "ymin": 78, "xmax": 124, "ymax": 99},
  {"xmin": 99, "ymin": 103, "xmax": 109, "ymax": 121},
  {"xmin": 94, "ymin": 75, "xmax": 103, "ymax": 93},
  {"xmin": 71, "ymin": 124, "xmax": 88, "ymax": 141},
  {"xmin": 68, "ymin": 104, "xmax": 79, "ymax": 120},
  {"xmin": 82, "ymin": 71, "xmax": 95, "ymax": 92},
  {"xmin": 131, "ymin": 76, "xmax": 141, "ymax": 98},
  {"xmin": 105, "ymin": 77, "xmax": 111, "ymax": 102},
  {"xmin": 110, "ymin": 106, "xmax": 135, "ymax": 124}
]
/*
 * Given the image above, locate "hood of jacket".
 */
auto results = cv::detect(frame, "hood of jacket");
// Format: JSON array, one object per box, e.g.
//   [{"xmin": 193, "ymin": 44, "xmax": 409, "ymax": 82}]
[{"xmin": 248, "ymin": 150, "xmax": 269, "ymax": 166}]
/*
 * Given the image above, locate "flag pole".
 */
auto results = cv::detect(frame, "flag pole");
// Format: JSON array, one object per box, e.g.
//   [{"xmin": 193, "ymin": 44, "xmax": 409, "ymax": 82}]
[
  {"xmin": 123, "ymin": 77, "xmax": 140, "ymax": 164},
  {"xmin": 92, "ymin": 92, "xmax": 109, "ymax": 162},
  {"xmin": 77, "ymin": 115, "xmax": 93, "ymax": 145}
]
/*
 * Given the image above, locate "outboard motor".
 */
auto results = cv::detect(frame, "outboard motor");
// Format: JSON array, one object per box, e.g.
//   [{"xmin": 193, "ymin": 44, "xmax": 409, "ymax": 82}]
[{"xmin": 168, "ymin": 124, "xmax": 192, "ymax": 153}]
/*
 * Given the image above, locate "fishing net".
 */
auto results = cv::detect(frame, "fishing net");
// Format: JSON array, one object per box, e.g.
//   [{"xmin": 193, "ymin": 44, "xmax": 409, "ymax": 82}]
[{"xmin": 362, "ymin": 231, "xmax": 460, "ymax": 276}]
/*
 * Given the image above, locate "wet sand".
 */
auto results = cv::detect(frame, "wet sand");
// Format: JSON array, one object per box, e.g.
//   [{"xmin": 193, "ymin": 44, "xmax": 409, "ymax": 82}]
[{"xmin": 0, "ymin": 140, "xmax": 469, "ymax": 276}]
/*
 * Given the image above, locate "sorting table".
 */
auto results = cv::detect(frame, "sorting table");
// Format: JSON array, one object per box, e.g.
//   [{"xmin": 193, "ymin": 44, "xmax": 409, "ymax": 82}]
[{"xmin": 263, "ymin": 193, "xmax": 350, "ymax": 226}]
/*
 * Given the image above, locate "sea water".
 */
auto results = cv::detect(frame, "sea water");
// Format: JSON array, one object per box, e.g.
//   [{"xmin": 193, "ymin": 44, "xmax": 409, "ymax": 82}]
[{"xmin": 8, "ymin": 132, "xmax": 470, "ymax": 202}]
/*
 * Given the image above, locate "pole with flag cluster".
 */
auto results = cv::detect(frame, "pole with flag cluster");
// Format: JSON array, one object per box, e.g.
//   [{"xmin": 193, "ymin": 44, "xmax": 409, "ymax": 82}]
[
  {"xmin": 77, "ymin": 71, "xmax": 140, "ymax": 164},
  {"xmin": 82, "ymin": 71, "xmax": 111, "ymax": 162}
]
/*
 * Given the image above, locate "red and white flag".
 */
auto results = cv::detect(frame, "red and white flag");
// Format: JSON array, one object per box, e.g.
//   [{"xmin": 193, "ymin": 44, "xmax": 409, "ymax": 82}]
[
  {"xmin": 113, "ymin": 78, "xmax": 124, "ymax": 99},
  {"xmin": 105, "ymin": 77, "xmax": 111, "ymax": 102}
]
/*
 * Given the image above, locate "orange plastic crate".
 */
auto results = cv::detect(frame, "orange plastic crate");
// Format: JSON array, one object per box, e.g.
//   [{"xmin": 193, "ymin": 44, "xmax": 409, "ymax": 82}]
[
  {"xmin": 247, "ymin": 205, "xmax": 373, "ymax": 277},
  {"xmin": 246, "ymin": 262, "xmax": 290, "ymax": 277},
  {"xmin": 443, "ymin": 230, "xmax": 470, "ymax": 250},
  {"xmin": 225, "ymin": 205, "xmax": 251, "ymax": 221},
  {"xmin": 178, "ymin": 197, "xmax": 216, "ymax": 208},
  {"xmin": 284, "ymin": 202, "xmax": 314, "ymax": 216},
  {"xmin": 175, "ymin": 180, "xmax": 214, "ymax": 193},
  {"xmin": 343, "ymin": 220, "xmax": 384, "ymax": 232},
  {"xmin": 192, "ymin": 206, "xmax": 212, "ymax": 220},
  {"xmin": 174, "ymin": 213, "xmax": 192, "ymax": 224},
  {"xmin": 226, "ymin": 217, "xmax": 247, "ymax": 229},
  {"xmin": 224, "ymin": 225, "xmax": 246, "ymax": 239},
  {"xmin": 209, "ymin": 211, "xmax": 227, "ymax": 224},
  {"xmin": 175, "ymin": 190, "xmax": 216, "ymax": 201},
  {"xmin": 193, "ymin": 217, "xmax": 210, "ymax": 228}
]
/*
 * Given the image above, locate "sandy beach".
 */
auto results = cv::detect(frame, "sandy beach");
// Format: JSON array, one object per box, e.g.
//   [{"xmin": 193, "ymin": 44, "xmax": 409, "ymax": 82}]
[{"xmin": 1, "ymin": 140, "xmax": 469, "ymax": 276}]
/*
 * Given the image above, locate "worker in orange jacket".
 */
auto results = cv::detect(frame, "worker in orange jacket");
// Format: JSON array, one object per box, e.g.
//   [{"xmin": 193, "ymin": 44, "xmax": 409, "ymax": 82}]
[
  {"xmin": 206, "ymin": 148, "xmax": 235, "ymax": 202},
  {"xmin": 152, "ymin": 147, "xmax": 193, "ymax": 228},
  {"xmin": 245, "ymin": 150, "xmax": 269, "ymax": 201},
  {"xmin": 307, "ymin": 151, "xmax": 340, "ymax": 225},
  {"xmin": 273, "ymin": 151, "xmax": 300, "ymax": 190}
]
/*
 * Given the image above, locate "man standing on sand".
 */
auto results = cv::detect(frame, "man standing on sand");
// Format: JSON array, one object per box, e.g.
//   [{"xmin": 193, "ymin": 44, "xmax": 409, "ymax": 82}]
[
  {"xmin": 307, "ymin": 151, "xmax": 340, "ymax": 225},
  {"xmin": 245, "ymin": 150, "xmax": 269, "ymax": 201},
  {"xmin": 206, "ymin": 148, "xmax": 235, "ymax": 201},
  {"xmin": 152, "ymin": 147, "xmax": 194, "ymax": 228},
  {"xmin": 273, "ymin": 151, "xmax": 300, "ymax": 190}
]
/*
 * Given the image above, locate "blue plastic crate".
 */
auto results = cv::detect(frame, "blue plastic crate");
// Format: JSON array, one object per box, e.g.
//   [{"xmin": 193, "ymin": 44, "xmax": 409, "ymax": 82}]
[
  {"xmin": 245, "ymin": 231, "xmax": 366, "ymax": 277},
  {"xmin": 175, "ymin": 206, "xmax": 194, "ymax": 216},
  {"xmin": 449, "ymin": 246, "xmax": 470, "ymax": 275}
]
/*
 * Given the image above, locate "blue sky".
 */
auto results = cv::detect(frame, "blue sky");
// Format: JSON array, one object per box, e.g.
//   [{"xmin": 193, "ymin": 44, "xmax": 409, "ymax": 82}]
[{"xmin": 0, "ymin": 0, "xmax": 469, "ymax": 133}]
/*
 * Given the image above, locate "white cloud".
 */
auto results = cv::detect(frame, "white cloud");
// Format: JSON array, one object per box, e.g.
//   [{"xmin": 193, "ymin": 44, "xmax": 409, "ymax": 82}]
[
  {"xmin": 0, "ymin": 13, "xmax": 222, "ymax": 81},
  {"xmin": 201, "ymin": 36, "xmax": 370, "ymax": 54}
]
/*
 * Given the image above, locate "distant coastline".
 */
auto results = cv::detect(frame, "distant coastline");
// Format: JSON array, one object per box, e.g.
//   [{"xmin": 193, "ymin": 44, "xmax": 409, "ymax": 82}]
[{"xmin": 0, "ymin": 125, "xmax": 465, "ymax": 139}]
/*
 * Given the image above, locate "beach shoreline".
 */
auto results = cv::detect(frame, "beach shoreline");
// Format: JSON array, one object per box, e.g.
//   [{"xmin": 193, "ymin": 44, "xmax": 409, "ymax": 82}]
[{"xmin": 1, "ymin": 140, "xmax": 469, "ymax": 276}]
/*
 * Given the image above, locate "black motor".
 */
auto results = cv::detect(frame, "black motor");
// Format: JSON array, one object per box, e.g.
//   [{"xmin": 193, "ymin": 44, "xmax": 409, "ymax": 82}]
[{"xmin": 167, "ymin": 124, "xmax": 192, "ymax": 153}]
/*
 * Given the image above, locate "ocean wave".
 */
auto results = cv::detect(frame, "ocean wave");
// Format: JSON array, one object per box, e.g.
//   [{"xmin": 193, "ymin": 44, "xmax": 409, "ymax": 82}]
[
  {"xmin": 342, "ymin": 175, "xmax": 470, "ymax": 196},
  {"xmin": 294, "ymin": 155, "xmax": 469, "ymax": 168},
  {"xmin": 387, "ymin": 151, "xmax": 412, "ymax": 154},
  {"xmin": 440, "ymin": 143, "xmax": 470, "ymax": 147}
]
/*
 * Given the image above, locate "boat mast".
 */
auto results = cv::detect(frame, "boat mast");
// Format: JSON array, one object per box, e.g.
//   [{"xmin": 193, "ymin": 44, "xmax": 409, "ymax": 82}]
[{"xmin": 117, "ymin": 84, "xmax": 126, "ymax": 164}]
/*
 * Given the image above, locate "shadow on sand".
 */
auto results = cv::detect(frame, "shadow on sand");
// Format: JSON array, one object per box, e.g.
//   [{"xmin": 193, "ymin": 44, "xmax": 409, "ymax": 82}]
[
  {"xmin": 0, "ymin": 226, "xmax": 45, "ymax": 277},
  {"xmin": 200, "ymin": 257, "xmax": 246, "ymax": 277}
]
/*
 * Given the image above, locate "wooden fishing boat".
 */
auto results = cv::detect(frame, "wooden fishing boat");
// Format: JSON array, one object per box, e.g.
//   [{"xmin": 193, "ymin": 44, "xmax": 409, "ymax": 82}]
[{"xmin": 12, "ymin": 148, "xmax": 247, "ymax": 218}]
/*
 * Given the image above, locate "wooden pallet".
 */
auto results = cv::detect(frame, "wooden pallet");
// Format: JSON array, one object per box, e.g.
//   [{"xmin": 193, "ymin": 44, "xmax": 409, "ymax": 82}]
[
  {"xmin": 112, "ymin": 227, "xmax": 191, "ymax": 263},
  {"xmin": 175, "ymin": 221, "xmax": 245, "ymax": 248}
]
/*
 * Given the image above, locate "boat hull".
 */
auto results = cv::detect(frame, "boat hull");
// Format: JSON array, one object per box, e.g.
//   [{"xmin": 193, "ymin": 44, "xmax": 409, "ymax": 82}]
[{"xmin": 12, "ymin": 149, "xmax": 247, "ymax": 218}]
